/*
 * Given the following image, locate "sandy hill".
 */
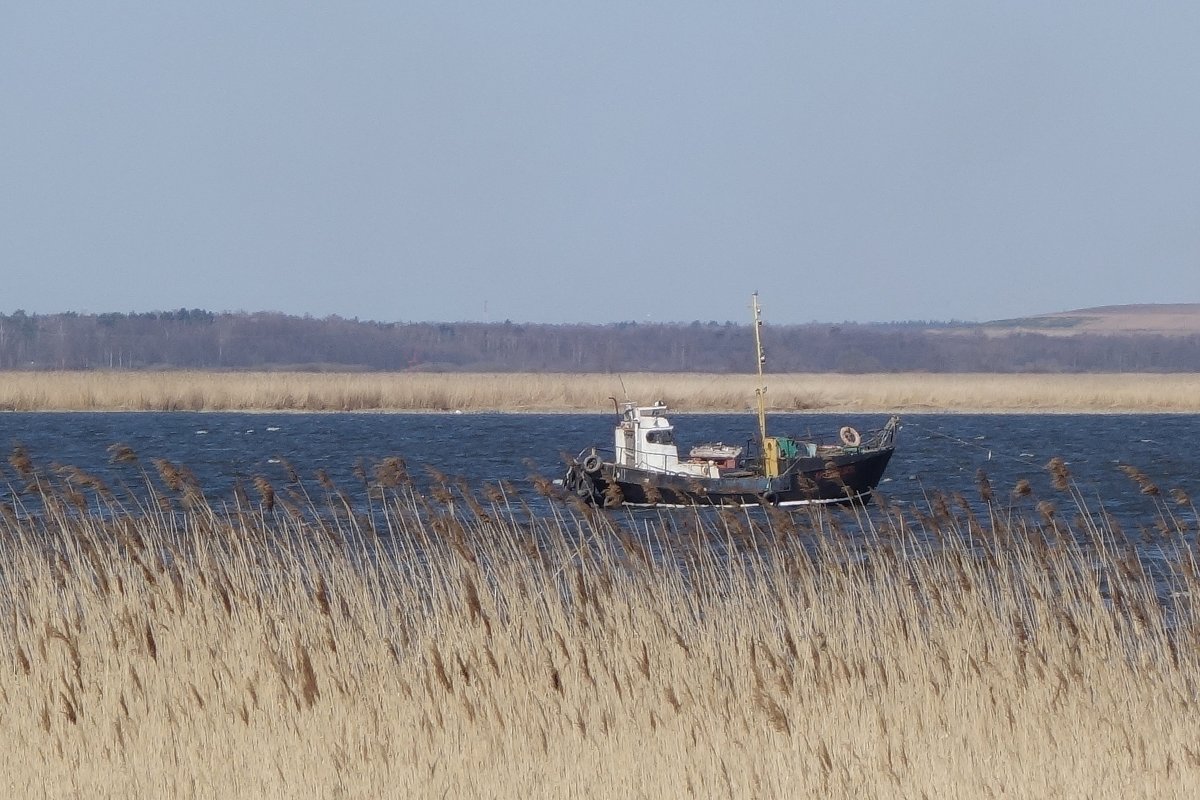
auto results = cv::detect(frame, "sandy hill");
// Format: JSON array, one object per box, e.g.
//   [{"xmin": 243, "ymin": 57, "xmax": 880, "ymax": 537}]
[{"xmin": 981, "ymin": 304, "xmax": 1200, "ymax": 336}]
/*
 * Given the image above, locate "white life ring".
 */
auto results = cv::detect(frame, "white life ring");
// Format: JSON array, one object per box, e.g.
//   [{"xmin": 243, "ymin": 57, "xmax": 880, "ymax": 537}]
[
  {"xmin": 839, "ymin": 426, "xmax": 861, "ymax": 447},
  {"xmin": 582, "ymin": 454, "xmax": 603, "ymax": 474}
]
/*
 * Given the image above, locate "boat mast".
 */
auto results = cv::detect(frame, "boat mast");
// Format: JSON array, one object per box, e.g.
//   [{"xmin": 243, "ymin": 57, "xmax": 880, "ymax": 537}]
[{"xmin": 752, "ymin": 293, "xmax": 779, "ymax": 477}]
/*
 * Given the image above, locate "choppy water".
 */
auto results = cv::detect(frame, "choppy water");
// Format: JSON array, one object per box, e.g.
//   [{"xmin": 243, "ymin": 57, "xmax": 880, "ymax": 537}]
[{"xmin": 0, "ymin": 412, "xmax": 1196, "ymax": 529}]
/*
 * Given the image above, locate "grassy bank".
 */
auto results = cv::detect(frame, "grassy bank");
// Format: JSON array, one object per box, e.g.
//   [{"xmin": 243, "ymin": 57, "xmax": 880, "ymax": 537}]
[
  {"xmin": 2, "ymin": 370, "xmax": 1200, "ymax": 413},
  {"xmin": 1, "ymin": 454, "xmax": 1199, "ymax": 797}
]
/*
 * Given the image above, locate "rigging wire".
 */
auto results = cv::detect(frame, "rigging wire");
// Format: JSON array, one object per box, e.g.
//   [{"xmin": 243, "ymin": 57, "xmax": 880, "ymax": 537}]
[{"xmin": 902, "ymin": 418, "xmax": 1046, "ymax": 469}]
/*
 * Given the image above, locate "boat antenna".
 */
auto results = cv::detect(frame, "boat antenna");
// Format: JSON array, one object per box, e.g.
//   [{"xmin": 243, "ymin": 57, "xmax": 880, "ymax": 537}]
[
  {"xmin": 752, "ymin": 293, "xmax": 779, "ymax": 477},
  {"xmin": 609, "ymin": 375, "xmax": 629, "ymax": 418}
]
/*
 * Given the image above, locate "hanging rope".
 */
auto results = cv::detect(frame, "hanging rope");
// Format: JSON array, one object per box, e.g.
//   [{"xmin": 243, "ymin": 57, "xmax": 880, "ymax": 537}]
[{"xmin": 902, "ymin": 419, "xmax": 1045, "ymax": 468}]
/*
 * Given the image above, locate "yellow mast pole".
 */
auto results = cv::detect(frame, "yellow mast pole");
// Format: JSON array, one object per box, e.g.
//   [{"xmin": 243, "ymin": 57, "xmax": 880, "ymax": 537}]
[{"xmin": 752, "ymin": 293, "xmax": 779, "ymax": 477}]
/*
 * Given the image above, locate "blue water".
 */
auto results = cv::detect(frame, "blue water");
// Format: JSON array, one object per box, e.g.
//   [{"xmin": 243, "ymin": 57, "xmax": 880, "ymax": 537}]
[{"xmin": 0, "ymin": 412, "xmax": 1197, "ymax": 529}]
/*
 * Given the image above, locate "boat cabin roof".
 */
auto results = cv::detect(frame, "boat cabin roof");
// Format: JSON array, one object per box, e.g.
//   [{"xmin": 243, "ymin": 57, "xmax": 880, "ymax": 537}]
[{"xmin": 621, "ymin": 400, "xmax": 670, "ymax": 420}]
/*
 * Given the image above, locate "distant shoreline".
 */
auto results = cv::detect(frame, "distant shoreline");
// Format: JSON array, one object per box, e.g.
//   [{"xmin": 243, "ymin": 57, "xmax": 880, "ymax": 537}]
[{"xmin": 2, "ymin": 370, "xmax": 1199, "ymax": 414}]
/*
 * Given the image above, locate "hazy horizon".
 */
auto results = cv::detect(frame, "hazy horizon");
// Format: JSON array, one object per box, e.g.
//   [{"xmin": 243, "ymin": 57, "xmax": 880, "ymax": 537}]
[
  {"xmin": 4, "ymin": 3, "xmax": 1198, "ymax": 325},
  {"xmin": 7, "ymin": 300, "xmax": 1199, "ymax": 329}
]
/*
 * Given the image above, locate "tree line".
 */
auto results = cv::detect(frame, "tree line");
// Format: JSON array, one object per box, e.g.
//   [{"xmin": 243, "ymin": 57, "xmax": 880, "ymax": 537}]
[{"xmin": 1, "ymin": 309, "xmax": 1198, "ymax": 373}]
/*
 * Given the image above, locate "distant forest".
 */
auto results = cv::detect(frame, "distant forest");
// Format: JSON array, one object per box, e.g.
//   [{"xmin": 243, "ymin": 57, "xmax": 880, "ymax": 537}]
[{"xmin": 1, "ymin": 309, "xmax": 1199, "ymax": 373}]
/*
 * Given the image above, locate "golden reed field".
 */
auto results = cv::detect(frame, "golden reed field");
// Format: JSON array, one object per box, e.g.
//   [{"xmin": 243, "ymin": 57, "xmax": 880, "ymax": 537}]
[
  {"xmin": 1, "ymin": 450, "xmax": 1199, "ymax": 798},
  {"xmin": 2, "ymin": 370, "xmax": 1200, "ymax": 412}
]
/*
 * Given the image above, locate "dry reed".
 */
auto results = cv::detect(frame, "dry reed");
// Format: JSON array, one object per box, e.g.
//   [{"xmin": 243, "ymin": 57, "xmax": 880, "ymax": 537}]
[
  {"xmin": 2, "ymin": 370, "xmax": 1200, "ymax": 413},
  {"xmin": 0, "ymin": 455, "xmax": 1198, "ymax": 797}
]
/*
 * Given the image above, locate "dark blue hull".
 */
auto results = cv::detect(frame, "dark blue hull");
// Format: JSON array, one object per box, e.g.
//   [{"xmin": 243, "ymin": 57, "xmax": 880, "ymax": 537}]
[{"xmin": 565, "ymin": 446, "xmax": 895, "ymax": 508}]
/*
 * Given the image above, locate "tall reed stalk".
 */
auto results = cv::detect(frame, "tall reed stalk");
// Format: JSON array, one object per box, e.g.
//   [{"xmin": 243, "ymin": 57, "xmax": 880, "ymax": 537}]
[{"xmin": 0, "ymin": 450, "xmax": 1198, "ymax": 797}]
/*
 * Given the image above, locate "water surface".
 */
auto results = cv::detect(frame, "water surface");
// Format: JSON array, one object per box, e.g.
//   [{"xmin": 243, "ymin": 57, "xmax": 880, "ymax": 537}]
[{"xmin": 1, "ymin": 412, "xmax": 1195, "ymax": 530}]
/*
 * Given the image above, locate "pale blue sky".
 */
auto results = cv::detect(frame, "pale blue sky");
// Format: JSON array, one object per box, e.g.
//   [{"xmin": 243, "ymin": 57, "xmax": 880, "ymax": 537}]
[{"xmin": 2, "ymin": 2, "xmax": 1197, "ymax": 324}]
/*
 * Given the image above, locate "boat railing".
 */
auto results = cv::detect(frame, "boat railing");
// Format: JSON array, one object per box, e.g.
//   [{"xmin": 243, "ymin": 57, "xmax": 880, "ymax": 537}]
[
  {"xmin": 574, "ymin": 445, "xmax": 739, "ymax": 480},
  {"xmin": 574, "ymin": 445, "xmax": 615, "ymax": 463},
  {"xmin": 866, "ymin": 416, "xmax": 901, "ymax": 449}
]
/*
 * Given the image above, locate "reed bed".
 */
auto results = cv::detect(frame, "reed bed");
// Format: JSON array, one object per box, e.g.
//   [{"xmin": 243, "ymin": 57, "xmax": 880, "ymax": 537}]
[
  {"xmin": 1, "ymin": 449, "xmax": 1199, "ymax": 798},
  {"xmin": 2, "ymin": 370, "xmax": 1200, "ymax": 413}
]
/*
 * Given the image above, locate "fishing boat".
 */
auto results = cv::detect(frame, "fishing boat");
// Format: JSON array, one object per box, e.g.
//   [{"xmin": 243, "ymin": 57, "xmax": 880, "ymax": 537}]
[{"xmin": 561, "ymin": 295, "xmax": 899, "ymax": 508}]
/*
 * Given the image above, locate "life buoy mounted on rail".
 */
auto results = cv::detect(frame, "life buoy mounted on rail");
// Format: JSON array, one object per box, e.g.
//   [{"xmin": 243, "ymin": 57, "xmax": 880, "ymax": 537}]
[
  {"xmin": 582, "ymin": 453, "xmax": 604, "ymax": 474},
  {"xmin": 838, "ymin": 426, "xmax": 861, "ymax": 447}
]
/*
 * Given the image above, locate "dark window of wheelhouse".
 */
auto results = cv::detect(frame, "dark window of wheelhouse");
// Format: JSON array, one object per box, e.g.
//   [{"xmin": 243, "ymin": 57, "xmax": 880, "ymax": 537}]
[{"xmin": 646, "ymin": 430, "xmax": 675, "ymax": 445}]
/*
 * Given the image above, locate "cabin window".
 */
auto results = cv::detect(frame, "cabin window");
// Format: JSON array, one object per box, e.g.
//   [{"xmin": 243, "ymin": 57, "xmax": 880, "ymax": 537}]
[{"xmin": 646, "ymin": 430, "xmax": 675, "ymax": 445}]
